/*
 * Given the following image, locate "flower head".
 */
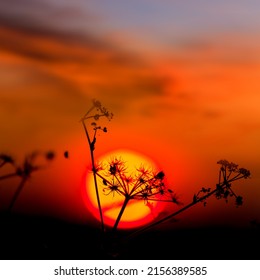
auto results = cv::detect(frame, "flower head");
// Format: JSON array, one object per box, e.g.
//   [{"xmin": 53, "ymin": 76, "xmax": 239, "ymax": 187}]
[
  {"xmin": 96, "ymin": 157, "xmax": 180, "ymax": 205},
  {"xmin": 0, "ymin": 154, "xmax": 15, "ymax": 165},
  {"xmin": 216, "ymin": 159, "xmax": 250, "ymax": 206},
  {"xmin": 238, "ymin": 168, "xmax": 250, "ymax": 178}
]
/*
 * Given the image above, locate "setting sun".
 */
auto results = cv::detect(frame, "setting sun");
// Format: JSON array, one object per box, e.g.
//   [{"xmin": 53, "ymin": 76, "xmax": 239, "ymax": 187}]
[{"xmin": 83, "ymin": 149, "xmax": 170, "ymax": 229}]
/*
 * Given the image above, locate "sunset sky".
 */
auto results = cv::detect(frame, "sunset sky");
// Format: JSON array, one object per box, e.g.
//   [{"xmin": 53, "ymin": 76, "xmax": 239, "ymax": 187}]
[{"xmin": 0, "ymin": 0, "xmax": 260, "ymax": 230}]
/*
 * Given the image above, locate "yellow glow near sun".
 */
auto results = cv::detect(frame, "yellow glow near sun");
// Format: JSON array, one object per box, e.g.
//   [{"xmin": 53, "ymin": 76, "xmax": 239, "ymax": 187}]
[{"xmin": 84, "ymin": 149, "xmax": 164, "ymax": 229}]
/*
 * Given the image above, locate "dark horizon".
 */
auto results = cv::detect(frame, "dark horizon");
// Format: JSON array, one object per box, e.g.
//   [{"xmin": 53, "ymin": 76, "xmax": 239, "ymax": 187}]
[{"xmin": 0, "ymin": 210, "xmax": 259, "ymax": 260}]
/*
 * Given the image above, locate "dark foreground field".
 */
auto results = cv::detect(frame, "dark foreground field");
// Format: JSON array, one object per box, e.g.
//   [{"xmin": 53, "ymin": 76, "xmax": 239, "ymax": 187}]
[{"xmin": 0, "ymin": 213, "xmax": 259, "ymax": 260}]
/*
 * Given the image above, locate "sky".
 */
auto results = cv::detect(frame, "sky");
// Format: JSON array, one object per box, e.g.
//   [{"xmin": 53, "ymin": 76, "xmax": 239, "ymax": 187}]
[{"xmin": 0, "ymin": 0, "xmax": 260, "ymax": 230}]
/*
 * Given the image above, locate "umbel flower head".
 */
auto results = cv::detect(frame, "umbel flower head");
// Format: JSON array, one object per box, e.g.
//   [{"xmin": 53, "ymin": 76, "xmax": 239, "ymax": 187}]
[
  {"xmin": 217, "ymin": 159, "xmax": 250, "ymax": 179},
  {"xmin": 192, "ymin": 160, "xmax": 251, "ymax": 207},
  {"xmin": 81, "ymin": 99, "xmax": 113, "ymax": 123},
  {"xmin": 215, "ymin": 159, "xmax": 250, "ymax": 206},
  {"xmin": 0, "ymin": 154, "xmax": 15, "ymax": 167},
  {"xmin": 94, "ymin": 157, "xmax": 181, "ymax": 205},
  {"xmin": 15, "ymin": 151, "xmax": 56, "ymax": 179}
]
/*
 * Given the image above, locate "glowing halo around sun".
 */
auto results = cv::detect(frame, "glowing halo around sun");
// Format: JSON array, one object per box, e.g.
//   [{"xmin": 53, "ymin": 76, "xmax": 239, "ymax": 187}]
[{"xmin": 83, "ymin": 149, "xmax": 166, "ymax": 229}]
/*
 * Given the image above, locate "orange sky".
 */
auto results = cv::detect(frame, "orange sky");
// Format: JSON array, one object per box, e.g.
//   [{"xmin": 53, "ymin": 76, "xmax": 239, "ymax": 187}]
[{"xmin": 0, "ymin": 0, "xmax": 260, "ymax": 230}]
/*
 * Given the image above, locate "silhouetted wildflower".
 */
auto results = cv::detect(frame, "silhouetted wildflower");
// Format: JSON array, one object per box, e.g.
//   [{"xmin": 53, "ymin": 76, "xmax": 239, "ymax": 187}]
[
  {"xmin": 81, "ymin": 99, "xmax": 113, "ymax": 124},
  {"xmin": 97, "ymin": 158, "xmax": 178, "ymax": 207},
  {"xmin": 0, "ymin": 150, "xmax": 55, "ymax": 212},
  {"xmin": 15, "ymin": 154, "xmax": 38, "ymax": 179},
  {"xmin": 94, "ymin": 114, "xmax": 100, "ymax": 120},
  {"xmin": 93, "ymin": 99, "xmax": 102, "ymax": 109},
  {"xmin": 238, "ymin": 168, "xmax": 250, "ymax": 178},
  {"xmin": 0, "ymin": 154, "xmax": 15, "ymax": 167},
  {"xmin": 92, "ymin": 99, "xmax": 113, "ymax": 121},
  {"xmin": 81, "ymin": 101, "xmax": 111, "ymax": 233},
  {"xmin": 193, "ymin": 187, "xmax": 211, "ymax": 205},
  {"xmin": 81, "ymin": 99, "xmax": 251, "ymax": 241},
  {"xmin": 215, "ymin": 160, "xmax": 250, "ymax": 206},
  {"xmin": 155, "ymin": 171, "xmax": 165, "ymax": 180},
  {"xmin": 103, "ymin": 184, "xmax": 122, "ymax": 196},
  {"xmin": 15, "ymin": 151, "xmax": 55, "ymax": 179}
]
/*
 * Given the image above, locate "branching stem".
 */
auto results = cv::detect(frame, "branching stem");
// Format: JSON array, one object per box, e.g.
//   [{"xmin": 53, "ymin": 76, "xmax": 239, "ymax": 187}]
[
  {"xmin": 82, "ymin": 119, "xmax": 104, "ymax": 233},
  {"xmin": 124, "ymin": 184, "xmax": 223, "ymax": 242}
]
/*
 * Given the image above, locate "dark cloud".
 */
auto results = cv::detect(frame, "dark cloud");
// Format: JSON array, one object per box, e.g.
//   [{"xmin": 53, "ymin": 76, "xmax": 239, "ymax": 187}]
[
  {"xmin": 0, "ymin": 14, "xmax": 143, "ymax": 67},
  {"xmin": 0, "ymin": 0, "xmax": 119, "ymax": 60},
  {"xmin": 0, "ymin": 0, "xmax": 93, "ymax": 28},
  {"xmin": 0, "ymin": 16, "xmax": 113, "ymax": 56},
  {"xmin": 0, "ymin": 0, "xmax": 176, "ymax": 122},
  {"xmin": 0, "ymin": 63, "xmax": 88, "ymax": 113}
]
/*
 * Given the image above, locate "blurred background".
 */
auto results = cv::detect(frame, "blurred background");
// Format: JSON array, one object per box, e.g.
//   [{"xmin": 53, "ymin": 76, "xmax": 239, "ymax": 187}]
[{"xmin": 0, "ymin": 0, "xmax": 260, "ymax": 231}]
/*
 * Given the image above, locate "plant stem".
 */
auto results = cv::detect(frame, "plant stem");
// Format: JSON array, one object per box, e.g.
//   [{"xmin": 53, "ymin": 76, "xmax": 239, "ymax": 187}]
[
  {"xmin": 124, "ymin": 187, "xmax": 219, "ymax": 242},
  {"xmin": 91, "ymin": 150, "xmax": 105, "ymax": 233},
  {"xmin": 8, "ymin": 177, "xmax": 27, "ymax": 212},
  {"xmin": 82, "ymin": 120, "xmax": 104, "ymax": 233},
  {"xmin": 113, "ymin": 196, "xmax": 130, "ymax": 233},
  {"xmin": 0, "ymin": 173, "xmax": 17, "ymax": 181}
]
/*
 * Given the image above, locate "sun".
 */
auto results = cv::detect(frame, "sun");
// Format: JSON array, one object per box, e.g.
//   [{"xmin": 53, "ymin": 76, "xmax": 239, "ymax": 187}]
[{"xmin": 83, "ymin": 149, "xmax": 166, "ymax": 229}]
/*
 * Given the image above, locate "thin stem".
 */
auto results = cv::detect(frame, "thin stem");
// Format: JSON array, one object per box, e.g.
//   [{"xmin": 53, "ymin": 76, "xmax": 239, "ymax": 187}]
[
  {"xmin": 117, "ymin": 172, "xmax": 128, "ymax": 195},
  {"xmin": 129, "ymin": 173, "xmax": 150, "ymax": 196},
  {"xmin": 82, "ymin": 106, "xmax": 95, "ymax": 120},
  {"xmin": 0, "ymin": 173, "xmax": 17, "ymax": 181},
  {"xmin": 136, "ymin": 198, "xmax": 178, "ymax": 203},
  {"xmin": 114, "ymin": 174, "xmax": 128, "ymax": 194},
  {"xmin": 8, "ymin": 177, "xmax": 27, "ymax": 212},
  {"xmin": 92, "ymin": 157, "xmax": 105, "ymax": 234},
  {"xmin": 227, "ymin": 186, "xmax": 238, "ymax": 198},
  {"xmin": 82, "ymin": 120, "xmax": 104, "ymax": 233},
  {"xmin": 82, "ymin": 119, "xmax": 92, "ymax": 146},
  {"xmin": 113, "ymin": 196, "xmax": 130, "ymax": 233},
  {"xmin": 82, "ymin": 113, "xmax": 107, "ymax": 120},
  {"xmin": 124, "ymin": 187, "xmax": 219, "ymax": 242},
  {"xmin": 0, "ymin": 162, "xmax": 6, "ymax": 168},
  {"xmin": 228, "ymin": 174, "xmax": 244, "ymax": 183}
]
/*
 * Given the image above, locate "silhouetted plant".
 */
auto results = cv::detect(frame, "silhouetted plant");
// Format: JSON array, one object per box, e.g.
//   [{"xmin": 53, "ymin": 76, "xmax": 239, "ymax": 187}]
[
  {"xmin": 0, "ymin": 150, "xmax": 55, "ymax": 212},
  {"xmin": 0, "ymin": 154, "xmax": 15, "ymax": 169},
  {"xmin": 80, "ymin": 99, "xmax": 113, "ymax": 233},
  {"xmin": 82, "ymin": 100, "xmax": 251, "ymax": 251},
  {"xmin": 125, "ymin": 159, "xmax": 250, "ymax": 241},
  {"xmin": 96, "ymin": 158, "xmax": 180, "ymax": 232}
]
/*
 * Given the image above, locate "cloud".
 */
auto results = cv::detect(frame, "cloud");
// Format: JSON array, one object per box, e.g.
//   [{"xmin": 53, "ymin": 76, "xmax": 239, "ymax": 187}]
[
  {"xmin": 0, "ymin": 1, "xmax": 176, "ymax": 155},
  {"xmin": 1, "ymin": 0, "xmax": 259, "ymax": 141}
]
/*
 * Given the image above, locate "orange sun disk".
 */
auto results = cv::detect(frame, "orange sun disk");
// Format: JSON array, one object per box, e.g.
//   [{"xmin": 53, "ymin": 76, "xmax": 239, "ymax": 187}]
[{"xmin": 83, "ymin": 149, "xmax": 166, "ymax": 229}]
